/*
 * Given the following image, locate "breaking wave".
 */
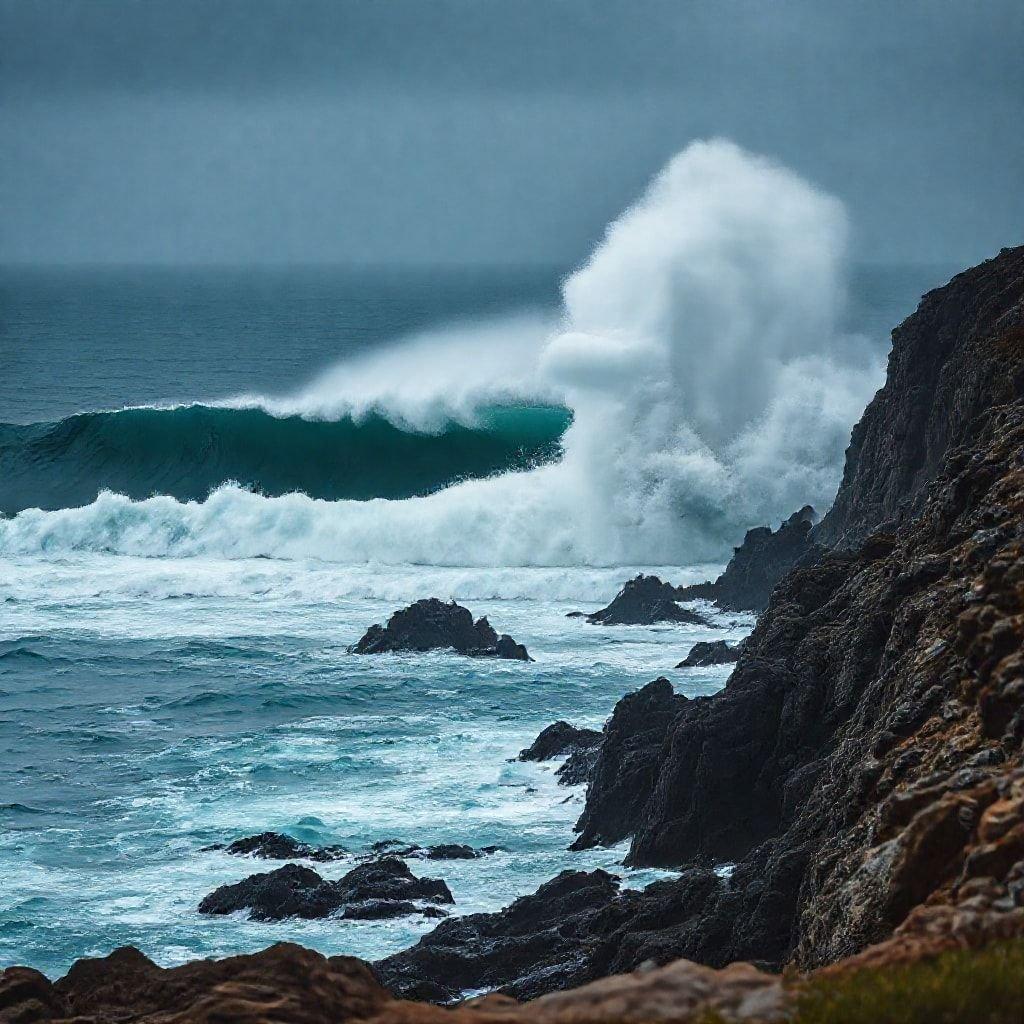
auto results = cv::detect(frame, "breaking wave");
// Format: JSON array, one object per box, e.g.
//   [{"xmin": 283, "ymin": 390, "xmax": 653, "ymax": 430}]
[{"xmin": 0, "ymin": 140, "xmax": 884, "ymax": 566}]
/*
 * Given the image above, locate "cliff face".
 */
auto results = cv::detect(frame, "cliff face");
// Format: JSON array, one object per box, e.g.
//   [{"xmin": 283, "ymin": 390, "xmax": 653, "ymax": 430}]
[
  {"xmin": 815, "ymin": 245, "xmax": 1024, "ymax": 549},
  {"xmin": 575, "ymin": 245, "xmax": 1024, "ymax": 972}
]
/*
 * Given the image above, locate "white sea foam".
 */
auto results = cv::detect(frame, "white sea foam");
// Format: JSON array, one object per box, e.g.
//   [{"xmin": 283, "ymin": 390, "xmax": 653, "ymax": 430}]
[{"xmin": 0, "ymin": 140, "xmax": 883, "ymax": 566}]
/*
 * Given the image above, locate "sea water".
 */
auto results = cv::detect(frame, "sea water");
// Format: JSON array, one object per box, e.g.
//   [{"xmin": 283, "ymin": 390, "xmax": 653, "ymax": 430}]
[{"xmin": 0, "ymin": 171, "xmax": 958, "ymax": 976}]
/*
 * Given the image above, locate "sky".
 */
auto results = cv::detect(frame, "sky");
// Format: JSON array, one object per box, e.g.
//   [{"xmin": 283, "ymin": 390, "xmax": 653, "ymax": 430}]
[{"xmin": 2, "ymin": 0, "xmax": 1022, "ymax": 266}]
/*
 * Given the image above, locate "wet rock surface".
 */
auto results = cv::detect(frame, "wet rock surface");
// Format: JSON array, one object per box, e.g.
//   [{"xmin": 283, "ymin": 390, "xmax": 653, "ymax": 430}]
[
  {"xmin": 676, "ymin": 640, "xmax": 741, "ymax": 668},
  {"xmin": 198, "ymin": 857, "xmax": 453, "ymax": 922},
  {"xmin": 352, "ymin": 599, "xmax": 531, "ymax": 660},
  {"xmin": 365, "ymin": 840, "xmax": 499, "ymax": 861},
  {"xmin": 585, "ymin": 576, "xmax": 710, "ymax": 626}
]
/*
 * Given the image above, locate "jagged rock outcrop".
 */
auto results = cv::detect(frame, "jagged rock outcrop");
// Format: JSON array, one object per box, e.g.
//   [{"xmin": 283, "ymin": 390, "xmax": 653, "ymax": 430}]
[
  {"xmin": 815, "ymin": 245, "xmax": 1024, "ymax": 549},
  {"xmin": 677, "ymin": 640, "xmax": 741, "ymax": 668},
  {"xmin": 570, "ymin": 679, "xmax": 689, "ymax": 850},
  {"xmin": 585, "ymin": 576, "xmax": 710, "ymax": 626},
  {"xmin": 198, "ymin": 857, "xmax": 453, "ymax": 921},
  {"xmin": 677, "ymin": 506, "xmax": 821, "ymax": 613},
  {"xmin": 352, "ymin": 599, "xmax": 531, "ymax": 660}
]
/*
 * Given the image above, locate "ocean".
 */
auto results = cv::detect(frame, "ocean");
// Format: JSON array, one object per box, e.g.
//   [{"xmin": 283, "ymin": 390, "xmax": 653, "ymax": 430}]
[{"xmin": 0, "ymin": 258, "xmax": 954, "ymax": 977}]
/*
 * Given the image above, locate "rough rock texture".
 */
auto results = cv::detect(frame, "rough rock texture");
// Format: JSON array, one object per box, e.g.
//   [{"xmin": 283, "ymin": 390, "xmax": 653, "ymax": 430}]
[
  {"xmin": 586, "ymin": 576, "xmax": 710, "ymax": 626},
  {"xmin": 570, "ymin": 679, "xmax": 689, "ymax": 850},
  {"xmin": 816, "ymin": 245, "xmax": 1024, "ymax": 549},
  {"xmin": 569, "ymin": 248, "xmax": 1024, "ymax": 973},
  {"xmin": 208, "ymin": 832, "xmax": 349, "ymax": 862},
  {"xmin": 198, "ymin": 858, "xmax": 453, "ymax": 921},
  {"xmin": 0, "ymin": 940, "xmax": 794, "ymax": 1024},
  {"xmin": 353, "ymin": 599, "xmax": 531, "ymax": 660},
  {"xmin": 677, "ymin": 640, "xmax": 741, "ymax": 668},
  {"xmin": 677, "ymin": 506, "xmax": 821, "ymax": 613},
  {"xmin": 518, "ymin": 722, "xmax": 603, "ymax": 762}
]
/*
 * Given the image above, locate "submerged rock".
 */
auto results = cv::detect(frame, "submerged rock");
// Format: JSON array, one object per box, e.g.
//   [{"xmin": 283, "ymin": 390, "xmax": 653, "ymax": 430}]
[
  {"xmin": 352, "ymin": 598, "xmax": 531, "ymax": 660},
  {"xmin": 677, "ymin": 639, "xmax": 742, "ymax": 668},
  {"xmin": 198, "ymin": 857, "xmax": 453, "ymax": 921},
  {"xmin": 586, "ymin": 575, "xmax": 710, "ymax": 626},
  {"xmin": 208, "ymin": 832, "xmax": 349, "ymax": 862}
]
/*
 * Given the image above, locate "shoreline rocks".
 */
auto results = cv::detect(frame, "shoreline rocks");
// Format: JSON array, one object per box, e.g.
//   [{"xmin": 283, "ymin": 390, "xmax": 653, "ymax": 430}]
[
  {"xmin": 206, "ymin": 832, "xmax": 350, "ymax": 862},
  {"xmin": 352, "ymin": 598, "xmax": 531, "ymax": 660},
  {"xmin": 585, "ymin": 575, "xmax": 711, "ymax": 626},
  {"xmin": 198, "ymin": 857, "xmax": 453, "ymax": 922},
  {"xmin": 518, "ymin": 721, "xmax": 603, "ymax": 762}
]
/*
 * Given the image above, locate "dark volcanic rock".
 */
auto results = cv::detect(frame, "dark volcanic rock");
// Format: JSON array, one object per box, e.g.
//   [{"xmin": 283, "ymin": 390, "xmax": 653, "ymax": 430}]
[
  {"xmin": 365, "ymin": 840, "xmax": 495, "ymax": 861},
  {"xmin": 677, "ymin": 640, "xmax": 741, "ymax": 668},
  {"xmin": 816, "ymin": 245, "xmax": 1024, "ymax": 549},
  {"xmin": 211, "ymin": 832, "xmax": 349, "ymax": 862},
  {"xmin": 518, "ymin": 721, "xmax": 603, "ymax": 762},
  {"xmin": 570, "ymin": 678, "xmax": 689, "ymax": 850},
  {"xmin": 677, "ymin": 506, "xmax": 821, "ymax": 613},
  {"xmin": 198, "ymin": 857, "xmax": 453, "ymax": 922},
  {"xmin": 373, "ymin": 866, "xmax": 728, "ymax": 1003},
  {"xmin": 352, "ymin": 599, "xmax": 531, "ymax": 660},
  {"xmin": 586, "ymin": 575, "xmax": 710, "ymax": 626}
]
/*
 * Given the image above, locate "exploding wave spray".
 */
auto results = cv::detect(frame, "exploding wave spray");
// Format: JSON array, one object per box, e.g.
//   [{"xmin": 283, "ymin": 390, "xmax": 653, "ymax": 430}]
[{"xmin": 0, "ymin": 141, "xmax": 883, "ymax": 565}]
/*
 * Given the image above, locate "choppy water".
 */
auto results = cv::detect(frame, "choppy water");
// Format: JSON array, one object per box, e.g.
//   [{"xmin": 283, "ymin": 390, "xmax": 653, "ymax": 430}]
[{"xmin": 0, "ymin": 558, "xmax": 743, "ymax": 976}]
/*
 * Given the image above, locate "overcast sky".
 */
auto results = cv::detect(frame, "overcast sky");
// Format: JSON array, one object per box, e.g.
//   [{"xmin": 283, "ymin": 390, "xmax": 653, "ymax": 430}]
[{"xmin": 2, "ymin": 0, "xmax": 1022, "ymax": 266}]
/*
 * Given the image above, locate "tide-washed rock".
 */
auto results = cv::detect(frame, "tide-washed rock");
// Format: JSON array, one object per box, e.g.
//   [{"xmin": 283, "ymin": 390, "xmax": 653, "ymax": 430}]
[
  {"xmin": 198, "ymin": 857, "xmax": 453, "ymax": 922},
  {"xmin": 676, "ymin": 506, "xmax": 821, "ymax": 614},
  {"xmin": 518, "ymin": 722, "xmax": 603, "ymax": 762},
  {"xmin": 570, "ymin": 679, "xmax": 689, "ymax": 850},
  {"xmin": 352, "ymin": 599, "xmax": 531, "ymax": 661},
  {"xmin": 586, "ymin": 576, "xmax": 710, "ymax": 626},
  {"xmin": 206, "ymin": 832, "xmax": 349, "ymax": 862},
  {"xmin": 676, "ymin": 640, "xmax": 741, "ymax": 668},
  {"xmin": 366, "ymin": 840, "xmax": 498, "ymax": 861},
  {"xmin": 556, "ymin": 746, "xmax": 603, "ymax": 787}
]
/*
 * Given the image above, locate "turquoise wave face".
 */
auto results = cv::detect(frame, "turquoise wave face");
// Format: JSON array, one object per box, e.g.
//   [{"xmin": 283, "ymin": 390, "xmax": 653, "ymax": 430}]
[{"xmin": 0, "ymin": 404, "xmax": 573, "ymax": 515}]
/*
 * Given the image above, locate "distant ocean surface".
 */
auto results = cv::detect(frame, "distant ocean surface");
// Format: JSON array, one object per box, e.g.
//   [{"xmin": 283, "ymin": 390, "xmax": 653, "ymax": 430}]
[{"xmin": 0, "ymin": 261, "xmax": 954, "ymax": 977}]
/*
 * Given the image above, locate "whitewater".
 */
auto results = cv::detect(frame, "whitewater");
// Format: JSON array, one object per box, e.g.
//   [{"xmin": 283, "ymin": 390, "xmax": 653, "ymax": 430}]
[
  {"xmin": 2, "ymin": 140, "xmax": 939, "ymax": 979},
  {"xmin": 0, "ymin": 141, "xmax": 883, "ymax": 566}
]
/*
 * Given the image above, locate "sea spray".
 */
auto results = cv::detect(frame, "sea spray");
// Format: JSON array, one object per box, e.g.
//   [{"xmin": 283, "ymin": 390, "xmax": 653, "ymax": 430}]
[{"xmin": 0, "ymin": 140, "xmax": 883, "ymax": 565}]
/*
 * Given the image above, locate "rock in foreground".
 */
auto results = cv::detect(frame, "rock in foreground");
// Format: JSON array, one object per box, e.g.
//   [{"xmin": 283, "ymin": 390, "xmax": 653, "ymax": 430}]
[
  {"xmin": 586, "ymin": 576, "xmax": 710, "ymax": 626},
  {"xmin": 198, "ymin": 857, "xmax": 452, "ymax": 921},
  {"xmin": 676, "ymin": 640, "xmax": 741, "ymax": 668},
  {"xmin": 352, "ymin": 599, "xmax": 531, "ymax": 660}
]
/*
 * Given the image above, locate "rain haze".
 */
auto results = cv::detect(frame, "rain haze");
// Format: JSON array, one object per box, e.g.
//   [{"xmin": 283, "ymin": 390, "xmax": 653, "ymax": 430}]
[{"xmin": 2, "ymin": 0, "xmax": 1022, "ymax": 266}]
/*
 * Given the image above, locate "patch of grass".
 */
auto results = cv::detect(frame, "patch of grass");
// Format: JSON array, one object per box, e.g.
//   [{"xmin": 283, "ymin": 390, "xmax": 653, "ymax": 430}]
[{"xmin": 792, "ymin": 941, "xmax": 1024, "ymax": 1024}]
